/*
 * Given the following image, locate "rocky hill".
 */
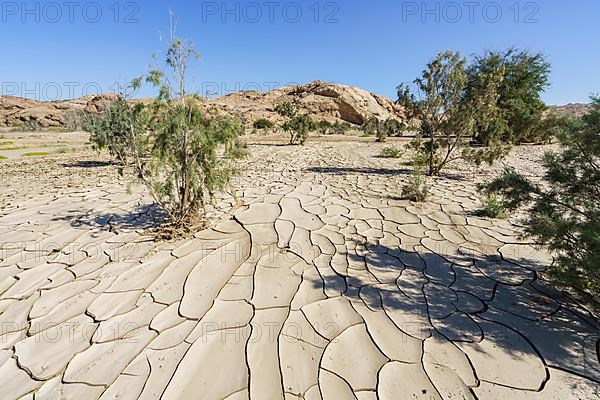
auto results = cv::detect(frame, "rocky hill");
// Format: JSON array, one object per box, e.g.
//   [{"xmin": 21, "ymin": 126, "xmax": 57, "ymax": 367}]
[
  {"xmin": 0, "ymin": 95, "xmax": 118, "ymax": 129},
  {"xmin": 548, "ymin": 103, "xmax": 593, "ymax": 118},
  {"xmin": 206, "ymin": 80, "xmax": 406, "ymax": 127},
  {"xmin": 0, "ymin": 81, "xmax": 405, "ymax": 130}
]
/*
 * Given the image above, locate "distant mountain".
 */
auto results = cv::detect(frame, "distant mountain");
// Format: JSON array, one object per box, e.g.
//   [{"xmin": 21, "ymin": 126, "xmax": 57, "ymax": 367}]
[
  {"xmin": 548, "ymin": 103, "xmax": 593, "ymax": 118},
  {"xmin": 0, "ymin": 81, "xmax": 406, "ymax": 129}
]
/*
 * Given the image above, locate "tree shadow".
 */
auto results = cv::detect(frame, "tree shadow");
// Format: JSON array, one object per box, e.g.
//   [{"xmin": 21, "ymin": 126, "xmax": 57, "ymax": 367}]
[
  {"xmin": 52, "ymin": 203, "xmax": 166, "ymax": 232},
  {"xmin": 305, "ymin": 236, "xmax": 600, "ymax": 387},
  {"xmin": 306, "ymin": 166, "xmax": 412, "ymax": 176},
  {"xmin": 62, "ymin": 160, "xmax": 116, "ymax": 168}
]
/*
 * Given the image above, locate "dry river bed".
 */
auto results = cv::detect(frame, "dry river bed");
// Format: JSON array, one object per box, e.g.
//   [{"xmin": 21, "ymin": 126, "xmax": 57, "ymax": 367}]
[{"xmin": 0, "ymin": 138, "xmax": 598, "ymax": 399}]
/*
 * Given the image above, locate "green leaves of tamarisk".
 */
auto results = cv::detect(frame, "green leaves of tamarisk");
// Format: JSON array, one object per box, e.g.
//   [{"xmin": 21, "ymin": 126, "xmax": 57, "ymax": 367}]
[
  {"xmin": 397, "ymin": 51, "xmax": 508, "ymax": 176},
  {"xmin": 469, "ymin": 48, "xmax": 551, "ymax": 145},
  {"xmin": 486, "ymin": 98, "xmax": 600, "ymax": 295},
  {"xmin": 276, "ymin": 102, "xmax": 314, "ymax": 145},
  {"xmin": 85, "ymin": 19, "xmax": 247, "ymax": 229}
]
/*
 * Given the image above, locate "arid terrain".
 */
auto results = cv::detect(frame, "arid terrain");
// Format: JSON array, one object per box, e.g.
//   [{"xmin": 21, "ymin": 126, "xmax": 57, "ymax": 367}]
[{"xmin": 0, "ymin": 130, "xmax": 598, "ymax": 399}]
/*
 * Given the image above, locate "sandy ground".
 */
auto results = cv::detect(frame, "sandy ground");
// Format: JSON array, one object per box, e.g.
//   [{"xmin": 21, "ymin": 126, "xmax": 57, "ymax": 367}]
[{"xmin": 0, "ymin": 135, "xmax": 599, "ymax": 399}]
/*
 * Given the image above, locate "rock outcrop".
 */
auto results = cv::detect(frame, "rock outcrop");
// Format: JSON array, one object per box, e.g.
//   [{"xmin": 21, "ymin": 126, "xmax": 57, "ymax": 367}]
[
  {"xmin": 0, "ymin": 94, "xmax": 118, "ymax": 128},
  {"xmin": 548, "ymin": 103, "xmax": 593, "ymax": 118},
  {"xmin": 207, "ymin": 80, "xmax": 406, "ymax": 127},
  {"xmin": 0, "ymin": 81, "xmax": 405, "ymax": 130}
]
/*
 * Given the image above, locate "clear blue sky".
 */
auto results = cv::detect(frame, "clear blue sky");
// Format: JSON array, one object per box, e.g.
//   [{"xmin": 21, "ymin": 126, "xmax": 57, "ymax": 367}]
[{"xmin": 1, "ymin": 0, "xmax": 598, "ymax": 104}]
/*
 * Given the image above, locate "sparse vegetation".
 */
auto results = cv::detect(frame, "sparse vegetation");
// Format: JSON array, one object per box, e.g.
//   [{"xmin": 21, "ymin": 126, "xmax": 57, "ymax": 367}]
[
  {"xmin": 63, "ymin": 110, "xmax": 84, "ymax": 132},
  {"xmin": 397, "ymin": 50, "xmax": 508, "ymax": 175},
  {"xmin": 85, "ymin": 22, "xmax": 247, "ymax": 229},
  {"xmin": 0, "ymin": 141, "xmax": 15, "ymax": 147},
  {"xmin": 485, "ymin": 98, "xmax": 600, "ymax": 295},
  {"xmin": 82, "ymin": 96, "xmax": 145, "ymax": 165},
  {"xmin": 22, "ymin": 152, "xmax": 50, "ymax": 157},
  {"xmin": 331, "ymin": 121, "xmax": 352, "ymax": 135},
  {"xmin": 402, "ymin": 169, "xmax": 429, "ymax": 202},
  {"xmin": 316, "ymin": 120, "xmax": 334, "ymax": 135},
  {"xmin": 378, "ymin": 146, "xmax": 403, "ymax": 158},
  {"xmin": 253, "ymin": 118, "xmax": 274, "ymax": 130},
  {"xmin": 382, "ymin": 118, "xmax": 406, "ymax": 138},
  {"xmin": 18, "ymin": 120, "xmax": 43, "ymax": 132},
  {"xmin": 476, "ymin": 194, "xmax": 508, "ymax": 219},
  {"xmin": 469, "ymin": 48, "xmax": 551, "ymax": 145},
  {"xmin": 0, "ymin": 155, "xmax": 7, "ymax": 160},
  {"xmin": 276, "ymin": 102, "xmax": 313, "ymax": 145}
]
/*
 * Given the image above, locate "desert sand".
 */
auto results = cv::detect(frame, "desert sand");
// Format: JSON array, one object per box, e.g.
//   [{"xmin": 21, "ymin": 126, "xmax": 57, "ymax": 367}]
[{"xmin": 0, "ymin": 134, "xmax": 598, "ymax": 399}]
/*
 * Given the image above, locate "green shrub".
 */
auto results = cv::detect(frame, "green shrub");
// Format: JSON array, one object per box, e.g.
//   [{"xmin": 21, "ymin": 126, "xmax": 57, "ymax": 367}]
[
  {"xmin": 383, "ymin": 119, "xmax": 406, "ymax": 137},
  {"xmin": 0, "ymin": 141, "xmax": 15, "ymax": 147},
  {"xmin": 90, "ymin": 23, "xmax": 247, "ymax": 229},
  {"xmin": 397, "ymin": 51, "xmax": 508, "ymax": 175},
  {"xmin": 316, "ymin": 120, "xmax": 334, "ymax": 135},
  {"xmin": 469, "ymin": 48, "xmax": 551, "ymax": 146},
  {"xmin": 402, "ymin": 169, "xmax": 429, "ymax": 202},
  {"xmin": 485, "ymin": 98, "xmax": 600, "ymax": 295},
  {"xmin": 19, "ymin": 120, "xmax": 43, "ymax": 132},
  {"xmin": 253, "ymin": 118, "xmax": 274, "ymax": 130},
  {"xmin": 476, "ymin": 194, "xmax": 508, "ymax": 219},
  {"xmin": 274, "ymin": 102, "xmax": 298, "ymax": 118},
  {"xmin": 63, "ymin": 110, "xmax": 84, "ymax": 132},
  {"xmin": 331, "ymin": 121, "xmax": 351, "ymax": 135},
  {"xmin": 283, "ymin": 114, "xmax": 313, "ymax": 145},
  {"xmin": 378, "ymin": 146, "xmax": 403, "ymax": 158},
  {"xmin": 0, "ymin": 155, "xmax": 7, "ymax": 160}
]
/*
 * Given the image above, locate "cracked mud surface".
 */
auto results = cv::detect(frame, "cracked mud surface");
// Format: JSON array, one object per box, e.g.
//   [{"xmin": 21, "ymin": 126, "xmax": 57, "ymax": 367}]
[{"xmin": 1, "ymin": 139, "xmax": 599, "ymax": 399}]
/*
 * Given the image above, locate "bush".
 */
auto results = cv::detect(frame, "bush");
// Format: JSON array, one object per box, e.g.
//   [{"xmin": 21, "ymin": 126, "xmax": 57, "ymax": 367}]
[
  {"xmin": 276, "ymin": 102, "xmax": 314, "ymax": 145},
  {"xmin": 397, "ymin": 50, "xmax": 507, "ymax": 175},
  {"xmin": 253, "ymin": 118, "xmax": 274, "ymax": 130},
  {"xmin": 485, "ymin": 97, "xmax": 600, "ymax": 295},
  {"xmin": 274, "ymin": 102, "xmax": 297, "ymax": 118},
  {"xmin": 316, "ymin": 120, "xmax": 334, "ymax": 135},
  {"xmin": 19, "ymin": 120, "xmax": 42, "ymax": 132},
  {"xmin": 283, "ymin": 114, "xmax": 313, "ymax": 145},
  {"xmin": 82, "ymin": 97, "xmax": 146, "ymax": 165},
  {"xmin": 402, "ymin": 169, "xmax": 429, "ymax": 202},
  {"xmin": 63, "ymin": 110, "xmax": 84, "ymax": 132},
  {"xmin": 382, "ymin": 119, "xmax": 405, "ymax": 137},
  {"xmin": 469, "ymin": 48, "xmax": 551, "ymax": 145},
  {"xmin": 331, "ymin": 121, "xmax": 351, "ymax": 135},
  {"xmin": 476, "ymin": 194, "xmax": 508, "ymax": 219},
  {"xmin": 89, "ymin": 25, "xmax": 247, "ymax": 229},
  {"xmin": 378, "ymin": 146, "xmax": 403, "ymax": 158}
]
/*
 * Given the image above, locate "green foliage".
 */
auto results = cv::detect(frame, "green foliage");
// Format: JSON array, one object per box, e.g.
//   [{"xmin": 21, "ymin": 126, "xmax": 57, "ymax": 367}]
[
  {"xmin": 469, "ymin": 48, "xmax": 551, "ymax": 145},
  {"xmin": 476, "ymin": 194, "xmax": 508, "ymax": 219},
  {"xmin": 485, "ymin": 98, "xmax": 600, "ymax": 295},
  {"xmin": 276, "ymin": 102, "xmax": 313, "ymax": 145},
  {"xmin": 0, "ymin": 155, "xmax": 7, "ymax": 160},
  {"xmin": 316, "ymin": 120, "xmax": 334, "ymax": 135},
  {"xmin": 331, "ymin": 121, "xmax": 352, "ymax": 135},
  {"xmin": 19, "ymin": 120, "xmax": 42, "ymax": 132},
  {"xmin": 378, "ymin": 146, "xmax": 403, "ymax": 158},
  {"xmin": 362, "ymin": 117, "xmax": 380, "ymax": 135},
  {"xmin": 22, "ymin": 152, "xmax": 50, "ymax": 157},
  {"xmin": 283, "ymin": 114, "xmax": 314, "ymax": 145},
  {"xmin": 275, "ymin": 102, "xmax": 298, "ymax": 118},
  {"xmin": 402, "ymin": 169, "xmax": 430, "ymax": 202},
  {"xmin": 82, "ymin": 97, "xmax": 147, "ymax": 165},
  {"xmin": 382, "ymin": 119, "xmax": 406, "ymax": 137},
  {"xmin": 397, "ymin": 50, "xmax": 507, "ymax": 175},
  {"xmin": 0, "ymin": 141, "xmax": 15, "ymax": 147},
  {"xmin": 253, "ymin": 118, "xmax": 274, "ymax": 130},
  {"xmin": 521, "ymin": 112, "xmax": 567, "ymax": 144},
  {"xmin": 87, "ymin": 22, "xmax": 247, "ymax": 229}
]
